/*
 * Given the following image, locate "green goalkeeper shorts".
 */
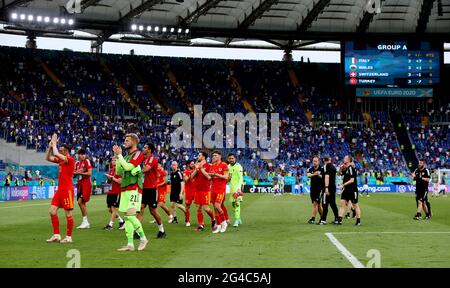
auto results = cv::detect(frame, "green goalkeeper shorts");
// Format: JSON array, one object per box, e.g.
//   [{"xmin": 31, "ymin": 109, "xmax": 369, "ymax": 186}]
[{"xmin": 119, "ymin": 189, "xmax": 142, "ymax": 213}]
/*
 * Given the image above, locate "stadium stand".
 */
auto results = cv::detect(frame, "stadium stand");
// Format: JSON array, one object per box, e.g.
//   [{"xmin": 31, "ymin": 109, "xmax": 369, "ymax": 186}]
[{"xmin": 1, "ymin": 46, "xmax": 449, "ymax": 186}]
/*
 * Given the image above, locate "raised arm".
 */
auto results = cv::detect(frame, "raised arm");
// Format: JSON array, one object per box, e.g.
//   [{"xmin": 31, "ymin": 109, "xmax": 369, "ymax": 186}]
[
  {"xmin": 45, "ymin": 141, "xmax": 57, "ymax": 163},
  {"xmin": 113, "ymin": 145, "xmax": 136, "ymax": 172},
  {"xmin": 116, "ymin": 155, "xmax": 136, "ymax": 172},
  {"xmin": 51, "ymin": 135, "xmax": 67, "ymax": 163}
]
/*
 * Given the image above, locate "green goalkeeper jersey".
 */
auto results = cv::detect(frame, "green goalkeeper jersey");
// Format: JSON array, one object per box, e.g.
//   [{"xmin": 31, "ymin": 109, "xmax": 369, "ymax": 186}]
[
  {"xmin": 116, "ymin": 150, "xmax": 144, "ymax": 192},
  {"xmin": 228, "ymin": 163, "xmax": 243, "ymax": 194}
]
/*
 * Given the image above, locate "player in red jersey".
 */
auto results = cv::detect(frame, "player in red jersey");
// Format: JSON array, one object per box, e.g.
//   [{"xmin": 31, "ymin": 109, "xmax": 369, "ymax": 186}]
[
  {"xmin": 183, "ymin": 160, "xmax": 196, "ymax": 227},
  {"xmin": 103, "ymin": 156, "xmax": 125, "ymax": 230},
  {"xmin": 192, "ymin": 151, "xmax": 215, "ymax": 232},
  {"xmin": 74, "ymin": 148, "xmax": 92, "ymax": 229},
  {"xmin": 139, "ymin": 143, "xmax": 166, "ymax": 238},
  {"xmin": 156, "ymin": 164, "xmax": 173, "ymax": 221},
  {"xmin": 45, "ymin": 133, "xmax": 76, "ymax": 244},
  {"xmin": 209, "ymin": 150, "xmax": 230, "ymax": 233}
]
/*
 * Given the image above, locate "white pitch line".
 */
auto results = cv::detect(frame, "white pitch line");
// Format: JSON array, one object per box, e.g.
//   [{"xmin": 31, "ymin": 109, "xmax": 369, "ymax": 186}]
[
  {"xmin": 331, "ymin": 232, "xmax": 450, "ymax": 235},
  {"xmin": 0, "ymin": 203, "xmax": 49, "ymax": 209},
  {"xmin": 325, "ymin": 232, "xmax": 365, "ymax": 268}
]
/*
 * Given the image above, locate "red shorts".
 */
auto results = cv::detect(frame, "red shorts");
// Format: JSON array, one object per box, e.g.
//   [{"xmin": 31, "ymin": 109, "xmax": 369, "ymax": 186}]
[
  {"xmin": 51, "ymin": 188, "xmax": 75, "ymax": 210},
  {"xmin": 77, "ymin": 181, "xmax": 92, "ymax": 203},
  {"xmin": 195, "ymin": 191, "xmax": 210, "ymax": 206},
  {"xmin": 157, "ymin": 189, "xmax": 166, "ymax": 203},
  {"xmin": 211, "ymin": 191, "xmax": 225, "ymax": 204},
  {"xmin": 185, "ymin": 191, "xmax": 195, "ymax": 205}
]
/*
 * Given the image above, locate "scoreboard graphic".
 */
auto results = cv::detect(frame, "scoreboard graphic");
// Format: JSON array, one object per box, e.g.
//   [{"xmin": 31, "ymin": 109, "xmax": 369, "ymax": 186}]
[{"xmin": 344, "ymin": 41, "xmax": 441, "ymax": 88}]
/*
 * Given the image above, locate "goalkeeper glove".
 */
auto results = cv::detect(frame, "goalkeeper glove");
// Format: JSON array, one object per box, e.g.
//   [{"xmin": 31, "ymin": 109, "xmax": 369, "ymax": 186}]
[{"xmin": 233, "ymin": 192, "xmax": 244, "ymax": 199}]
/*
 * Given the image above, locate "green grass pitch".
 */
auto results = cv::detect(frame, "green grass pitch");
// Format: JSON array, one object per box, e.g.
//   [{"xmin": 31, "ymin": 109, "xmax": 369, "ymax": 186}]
[{"xmin": 0, "ymin": 193, "xmax": 449, "ymax": 268}]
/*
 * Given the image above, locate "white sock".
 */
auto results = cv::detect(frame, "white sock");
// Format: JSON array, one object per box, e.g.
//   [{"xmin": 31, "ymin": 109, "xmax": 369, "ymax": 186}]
[
  {"xmin": 109, "ymin": 221, "xmax": 114, "ymax": 227},
  {"xmin": 83, "ymin": 216, "xmax": 88, "ymax": 222},
  {"xmin": 158, "ymin": 224, "xmax": 164, "ymax": 232}
]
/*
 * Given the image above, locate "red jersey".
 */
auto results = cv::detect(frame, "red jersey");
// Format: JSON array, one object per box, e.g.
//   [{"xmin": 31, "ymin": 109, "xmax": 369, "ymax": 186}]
[
  {"xmin": 107, "ymin": 166, "xmax": 122, "ymax": 195},
  {"xmin": 128, "ymin": 150, "xmax": 144, "ymax": 166},
  {"xmin": 211, "ymin": 161, "xmax": 228, "ymax": 194},
  {"xmin": 143, "ymin": 156, "xmax": 158, "ymax": 189},
  {"xmin": 183, "ymin": 168, "xmax": 196, "ymax": 194},
  {"xmin": 193, "ymin": 162, "xmax": 211, "ymax": 192},
  {"xmin": 54, "ymin": 155, "xmax": 75, "ymax": 191},
  {"xmin": 157, "ymin": 169, "xmax": 168, "ymax": 193},
  {"xmin": 75, "ymin": 159, "xmax": 92, "ymax": 184}
]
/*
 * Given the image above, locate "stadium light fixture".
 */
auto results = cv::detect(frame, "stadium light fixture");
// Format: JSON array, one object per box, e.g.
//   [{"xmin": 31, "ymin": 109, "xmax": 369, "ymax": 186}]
[
  {"xmin": 68, "ymin": 19, "xmax": 74, "ymax": 25},
  {"xmin": 20, "ymin": 14, "xmax": 26, "ymax": 20},
  {"xmin": 60, "ymin": 18, "xmax": 66, "ymax": 24},
  {"xmin": 11, "ymin": 13, "xmax": 18, "ymax": 20},
  {"xmin": 53, "ymin": 17, "xmax": 59, "ymax": 24},
  {"xmin": 129, "ymin": 23, "xmax": 189, "ymax": 38},
  {"xmin": 27, "ymin": 15, "xmax": 33, "ymax": 21},
  {"xmin": 44, "ymin": 16, "xmax": 50, "ymax": 23},
  {"xmin": 36, "ymin": 15, "xmax": 42, "ymax": 22}
]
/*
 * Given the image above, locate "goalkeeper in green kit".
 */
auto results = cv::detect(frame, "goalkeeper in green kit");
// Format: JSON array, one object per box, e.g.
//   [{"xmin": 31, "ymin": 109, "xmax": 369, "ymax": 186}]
[
  {"xmin": 227, "ymin": 153, "xmax": 244, "ymax": 227},
  {"xmin": 113, "ymin": 133, "xmax": 148, "ymax": 252}
]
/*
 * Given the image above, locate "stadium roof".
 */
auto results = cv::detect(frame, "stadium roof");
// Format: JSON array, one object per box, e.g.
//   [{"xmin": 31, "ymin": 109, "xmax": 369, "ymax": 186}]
[{"xmin": 0, "ymin": 0, "xmax": 449, "ymax": 49}]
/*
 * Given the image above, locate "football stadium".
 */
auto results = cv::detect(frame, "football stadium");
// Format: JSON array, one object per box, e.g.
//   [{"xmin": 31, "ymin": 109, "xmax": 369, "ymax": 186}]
[{"xmin": 0, "ymin": 0, "xmax": 450, "ymax": 270}]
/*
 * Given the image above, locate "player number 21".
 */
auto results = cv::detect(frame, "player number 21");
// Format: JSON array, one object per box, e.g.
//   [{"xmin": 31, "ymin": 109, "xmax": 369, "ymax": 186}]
[{"xmin": 131, "ymin": 195, "xmax": 138, "ymax": 202}]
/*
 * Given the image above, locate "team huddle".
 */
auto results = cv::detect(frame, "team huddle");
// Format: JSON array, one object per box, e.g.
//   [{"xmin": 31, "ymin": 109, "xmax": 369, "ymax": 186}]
[{"xmin": 44, "ymin": 133, "xmax": 244, "ymax": 251}]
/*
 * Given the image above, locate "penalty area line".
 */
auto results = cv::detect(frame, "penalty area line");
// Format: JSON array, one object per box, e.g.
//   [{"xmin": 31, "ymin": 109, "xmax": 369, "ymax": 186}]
[{"xmin": 325, "ymin": 232, "xmax": 365, "ymax": 268}]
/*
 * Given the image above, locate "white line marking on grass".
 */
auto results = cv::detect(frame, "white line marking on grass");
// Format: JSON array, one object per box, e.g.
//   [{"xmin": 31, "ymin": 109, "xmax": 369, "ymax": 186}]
[
  {"xmin": 325, "ymin": 232, "xmax": 365, "ymax": 268},
  {"xmin": 332, "ymin": 232, "xmax": 450, "ymax": 235},
  {"xmin": 0, "ymin": 203, "xmax": 49, "ymax": 209}
]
